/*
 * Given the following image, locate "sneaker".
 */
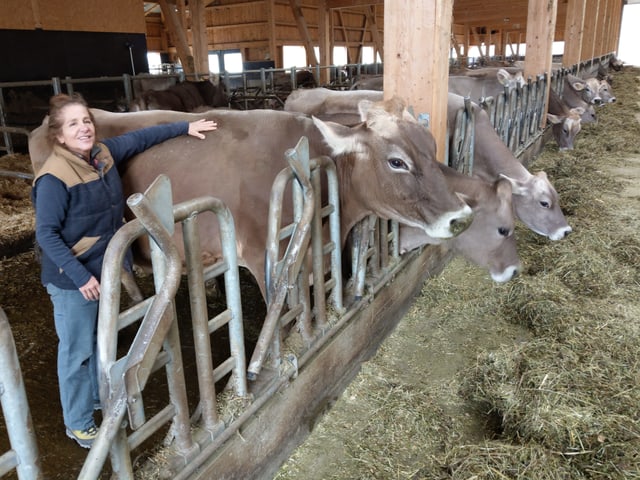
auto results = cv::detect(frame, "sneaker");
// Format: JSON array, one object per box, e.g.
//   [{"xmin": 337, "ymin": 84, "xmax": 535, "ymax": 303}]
[{"xmin": 66, "ymin": 425, "xmax": 99, "ymax": 449}]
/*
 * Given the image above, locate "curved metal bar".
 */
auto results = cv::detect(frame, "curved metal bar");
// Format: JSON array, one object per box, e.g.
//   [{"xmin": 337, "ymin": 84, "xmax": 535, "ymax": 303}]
[
  {"xmin": 248, "ymin": 137, "xmax": 316, "ymax": 380},
  {"xmin": 0, "ymin": 307, "xmax": 42, "ymax": 480}
]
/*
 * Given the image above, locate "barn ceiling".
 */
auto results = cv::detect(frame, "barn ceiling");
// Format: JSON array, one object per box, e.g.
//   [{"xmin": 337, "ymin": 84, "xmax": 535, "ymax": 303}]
[{"xmin": 143, "ymin": 0, "xmax": 573, "ymax": 39}]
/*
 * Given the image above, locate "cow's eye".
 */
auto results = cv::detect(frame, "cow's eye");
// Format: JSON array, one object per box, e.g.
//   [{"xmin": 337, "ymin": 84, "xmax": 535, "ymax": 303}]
[
  {"xmin": 498, "ymin": 227, "xmax": 510, "ymax": 237},
  {"xmin": 540, "ymin": 201, "xmax": 550, "ymax": 209},
  {"xmin": 388, "ymin": 158, "xmax": 409, "ymax": 170}
]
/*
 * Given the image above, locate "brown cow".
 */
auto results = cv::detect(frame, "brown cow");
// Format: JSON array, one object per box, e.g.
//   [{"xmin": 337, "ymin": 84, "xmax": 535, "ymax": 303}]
[
  {"xmin": 29, "ymin": 99, "xmax": 473, "ymax": 300},
  {"xmin": 399, "ymin": 164, "xmax": 520, "ymax": 283},
  {"xmin": 560, "ymin": 75, "xmax": 597, "ymax": 123},
  {"xmin": 448, "ymin": 68, "xmax": 525, "ymax": 102},
  {"xmin": 447, "ymin": 93, "xmax": 572, "ymax": 241},
  {"xmin": 547, "ymin": 89, "xmax": 584, "ymax": 151},
  {"xmin": 286, "ymin": 88, "xmax": 522, "ymax": 281},
  {"xmin": 284, "ymin": 88, "xmax": 571, "ymax": 242}
]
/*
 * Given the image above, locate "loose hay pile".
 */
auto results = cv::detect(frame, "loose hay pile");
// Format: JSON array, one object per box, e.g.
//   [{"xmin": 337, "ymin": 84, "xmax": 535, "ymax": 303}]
[
  {"xmin": 277, "ymin": 67, "xmax": 640, "ymax": 480},
  {"xmin": 0, "ymin": 154, "xmax": 35, "ymax": 254}
]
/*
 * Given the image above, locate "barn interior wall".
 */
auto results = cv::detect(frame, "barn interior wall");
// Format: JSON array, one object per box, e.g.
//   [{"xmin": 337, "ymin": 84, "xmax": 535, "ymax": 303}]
[
  {"xmin": 0, "ymin": 0, "xmax": 146, "ymax": 33},
  {"xmin": 0, "ymin": 0, "xmax": 149, "ymax": 82},
  {"xmin": 144, "ymin": 0, "xmax": 382, "ymax": 66},
  {"xmin": 0, "ymin": 30, "xmax": 148, "ymax": 82}
]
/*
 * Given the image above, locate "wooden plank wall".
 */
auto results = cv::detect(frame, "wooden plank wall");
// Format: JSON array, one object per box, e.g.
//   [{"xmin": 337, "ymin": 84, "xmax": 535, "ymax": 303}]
[{"xmin": 0, "ymin": 0, "xmax": 146, "ymax": 33}]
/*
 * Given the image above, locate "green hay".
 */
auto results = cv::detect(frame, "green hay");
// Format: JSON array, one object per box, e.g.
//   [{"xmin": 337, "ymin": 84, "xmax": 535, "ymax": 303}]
[{"xmin": 278, "ymin": 67, "xmax": 640, "ymax": 480}]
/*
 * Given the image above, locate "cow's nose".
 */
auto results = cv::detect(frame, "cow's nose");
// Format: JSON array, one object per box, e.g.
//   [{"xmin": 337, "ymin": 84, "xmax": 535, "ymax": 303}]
[
  {"xmin": 610, "ymin": 97, "xmax": 617, "ymax": 103},
  {"xmin": 593, "ymin": 97, "xmax": 603, "ymax": 105},
  {"xmin": 449, "ymin": 214, "xmax": 473, "ymax": 236}
]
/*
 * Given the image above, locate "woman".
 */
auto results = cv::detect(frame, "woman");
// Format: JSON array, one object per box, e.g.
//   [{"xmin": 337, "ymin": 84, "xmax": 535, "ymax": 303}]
[{"xmin": 32, "ymin": 93, "xmax": 216, "ymax": 448}]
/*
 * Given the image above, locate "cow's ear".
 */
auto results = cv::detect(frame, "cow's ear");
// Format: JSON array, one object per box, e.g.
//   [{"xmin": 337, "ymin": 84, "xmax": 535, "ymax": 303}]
[
  {"xmin": 499, "ymin": 173, "xmax": 528, "ymax": 196},
  {"xmin": 312, "ymin": 116, "xmax": 361, "ymax": 155},
  {"xmin": 496, "ymin": 69, "xmax": 511, "ymax": 85},
  {"xmin": 456, "ymin": 192, "xmax": 476, "ymax": 209},
  {"xmin": 495, "ymin": 177, "xmax": 514, "ymax": 200},
  {"xmin": 570, "ymin": 107, "xmax": 585, "ymax": 116},
  {"xmin": 547, "ymin": 113, "xmax": 562, "ymax": 125},
  {"xmin": 570, "ymin": 80, "xmax": 586, "ymax": 91},
  {"xmin": 358, "ymin": 100, "xmax": 374, "ymax": 121}
]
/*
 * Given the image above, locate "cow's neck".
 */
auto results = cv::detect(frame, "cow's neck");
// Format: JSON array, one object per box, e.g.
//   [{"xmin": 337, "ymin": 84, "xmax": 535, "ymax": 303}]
[{"xmin": 474, "ymin": 111, "xmax": 531, "ymax": 182}]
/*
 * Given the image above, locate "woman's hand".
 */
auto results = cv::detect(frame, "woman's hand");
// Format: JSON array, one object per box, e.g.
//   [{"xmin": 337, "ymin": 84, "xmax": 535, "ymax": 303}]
[
  {"xmin": 80, "ymin": 276, "xmax": 101, "ymax": 302},
  {"xmin": 188, "ymin": 119, "xmax": 218, "ymax": 139}
]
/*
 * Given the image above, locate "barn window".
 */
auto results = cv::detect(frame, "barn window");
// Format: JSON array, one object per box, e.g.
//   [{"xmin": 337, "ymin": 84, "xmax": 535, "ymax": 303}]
[
  {"xmin": 361, "ymin": 46, "xmax": 382, "ymax": 64},
  {"xmin": 146, "ymin": 52, "xmax": 162, "ymax": 73}
]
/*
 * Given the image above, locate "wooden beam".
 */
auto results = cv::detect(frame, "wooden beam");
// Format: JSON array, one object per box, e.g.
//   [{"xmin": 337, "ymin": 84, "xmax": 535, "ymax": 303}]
[
  {"xmin": 562, "ymin": 0, "xmax": 586, "ymax": 67},
  {"xmin": 327, "ymin": 0, "xmax": 383, "ymax": 9},
  {"xmin": 594, "ymin": 0, "xmax": 609, "ymax": 57},
  {"xmin": 523, "ymin": 0, "xmax": 557, "ymax": 128},
  {"xmin": 190, "ymin": 0, "xmax": 210, "ymax": 75},
  {"xmin": 319, "ymin": 0, "xmax": 332, "ymax": 83},
  {"xmin": 581, "ymin": 0, "xmax": 599, "ymax": 62},
  {"xmin": 364, "ymin": 5, "xmax": 383, "ymax": 58},
  {"xmin": 609, "ymin": 0, "xmax": 624, "ymax": 54},
  {"xmin": 266, "ymin": 0, "xmax": 278, "ymax": 62},
  {"xmin": 289, "ymin": 0, "xmax": 319, "ymax": 66},
  {"xmin": 158, "ymin": 0, "xmax": 195, "ymax": 74},
  {"xmin": 384, "ymin": 0, "xmax": 453, "ymax": 164}
]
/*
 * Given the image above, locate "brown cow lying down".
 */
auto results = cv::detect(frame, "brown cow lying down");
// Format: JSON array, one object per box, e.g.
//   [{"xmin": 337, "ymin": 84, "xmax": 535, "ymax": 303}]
[
  {"xmin": 29, "ymin": 100, "xmax": 473, "ymax": 300},
  {"xmin": 128, "ymin": 79, "xmax": 228, "ymax": 112}
]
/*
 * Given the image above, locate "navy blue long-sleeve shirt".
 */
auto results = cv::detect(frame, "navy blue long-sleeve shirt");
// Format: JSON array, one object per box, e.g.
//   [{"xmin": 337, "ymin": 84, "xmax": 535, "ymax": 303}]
[{"xmin": 33, "ymin": 121, "xmax": 189, "ymax": 289}]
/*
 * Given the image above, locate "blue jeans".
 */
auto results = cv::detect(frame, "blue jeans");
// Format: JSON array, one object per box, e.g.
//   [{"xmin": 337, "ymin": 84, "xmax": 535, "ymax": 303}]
[{"xmin": 46, "ymin": 283, "xmax": 99, "ymax": 430}]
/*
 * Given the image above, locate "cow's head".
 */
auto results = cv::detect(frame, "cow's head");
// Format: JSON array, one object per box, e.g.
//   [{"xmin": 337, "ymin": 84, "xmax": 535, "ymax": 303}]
[
  {"xmin": 449, "ymin": 177, "xmax": 521, "ymax": 282},
  {"xmin": 500, "ymin": 171, "xmax": 572, "ymax": 241},
  {"xmin": 496, "ymin": 68, "xmax": 525, "ymax": 91},
  {"xmin": 597, "ymin": 79, "xmax": 616, "ymax": 104},
  {"xmin": 547, "ymin": 108, "xmax": 583, "ymax": 151},
  {"xmin": 311, "ymin": 97, "xmax": 473, "ymax": 239}
]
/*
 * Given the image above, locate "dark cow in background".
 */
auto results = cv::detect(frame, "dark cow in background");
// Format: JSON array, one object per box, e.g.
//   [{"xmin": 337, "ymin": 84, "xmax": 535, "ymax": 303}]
[{"xmin": 128, "ymin": 78, "xmax": 228, "ymax": 112}]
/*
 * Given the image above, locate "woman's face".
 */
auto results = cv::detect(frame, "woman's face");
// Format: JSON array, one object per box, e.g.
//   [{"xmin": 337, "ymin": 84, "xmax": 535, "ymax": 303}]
[{"xmin": 56, "ymin": 104, "xmax": 95, "ymax": 158}]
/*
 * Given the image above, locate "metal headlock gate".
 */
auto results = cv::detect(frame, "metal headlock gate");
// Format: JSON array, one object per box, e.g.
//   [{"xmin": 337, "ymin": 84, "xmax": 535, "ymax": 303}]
[
  {"xmin": 75, "ymin": 134, "xmax": 400, "ymax": 479},
  {"xmin": 0, "ymin": 308, "xmax": 42, "ymax": 479},
  {"xmin": 0, "ymin": 53, "xmax": 615, "ymax": 479}
]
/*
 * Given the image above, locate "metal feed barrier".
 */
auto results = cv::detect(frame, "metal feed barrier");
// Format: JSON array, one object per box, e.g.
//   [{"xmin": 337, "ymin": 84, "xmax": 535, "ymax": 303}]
[
  {"xmin": 0, "ymin": 307, "xmax": 42, "ymax": 480},
  {"xmin": 77, "ymin": 134, "xmax": 398, "ymax": 479},
  {"xmin": 0, "ymin": 52, "xmax": 616, "ymax": 478}
]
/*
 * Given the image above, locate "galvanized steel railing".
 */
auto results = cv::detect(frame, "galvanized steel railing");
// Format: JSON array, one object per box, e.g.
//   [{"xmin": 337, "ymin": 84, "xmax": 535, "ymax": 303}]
[
  {"xmin": 0, "ymin": 307, "xmax": 42, "ymax": 480},
  {"xmin": 79, "ymin": 174, "xmax": 246, "ymax": 479}
]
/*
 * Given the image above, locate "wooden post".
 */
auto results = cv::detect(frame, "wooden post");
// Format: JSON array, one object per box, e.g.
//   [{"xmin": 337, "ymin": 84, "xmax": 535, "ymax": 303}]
[
  {"xmin": 158, "ymin": 0, "xmax": 195, "ymax": 75},
  {"xmin": 609, "ymin": 0, "xmax": 624, "ymax": 54},
  {"xmin": 319, "ymin": 0, "xmax": 332, "ymax": 84},
  {"xmin": 365, "ymin": 6, "xmax": 384, "ymax": 59},
  {"xmin": 384, "ymin": 0, "xmax": 453, "ymax": 164},
  {"xmin": 190, "ymin": 0, "xmax": 209, "ymax": 76},
  {"xmin": 289, "ymin": 0, "xmax": 319, "ymax": 66},
  {"xmin": 594, "ymin": 0, "xmax": 609, "ymax": 57},
  {"xmin": 523, "ymin": 0, "xmax": 557, "ymax": 128},
  {"xmin": 581, "ymin": 0, "xmax": 600, "ymax": 62},
  {"xmin": 563, "ymin": 0, "xmax": 586, "ymax": 68},
  {"xmin": 266, "ymin": 0, "xmax": 278, "ymax": 64}
]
